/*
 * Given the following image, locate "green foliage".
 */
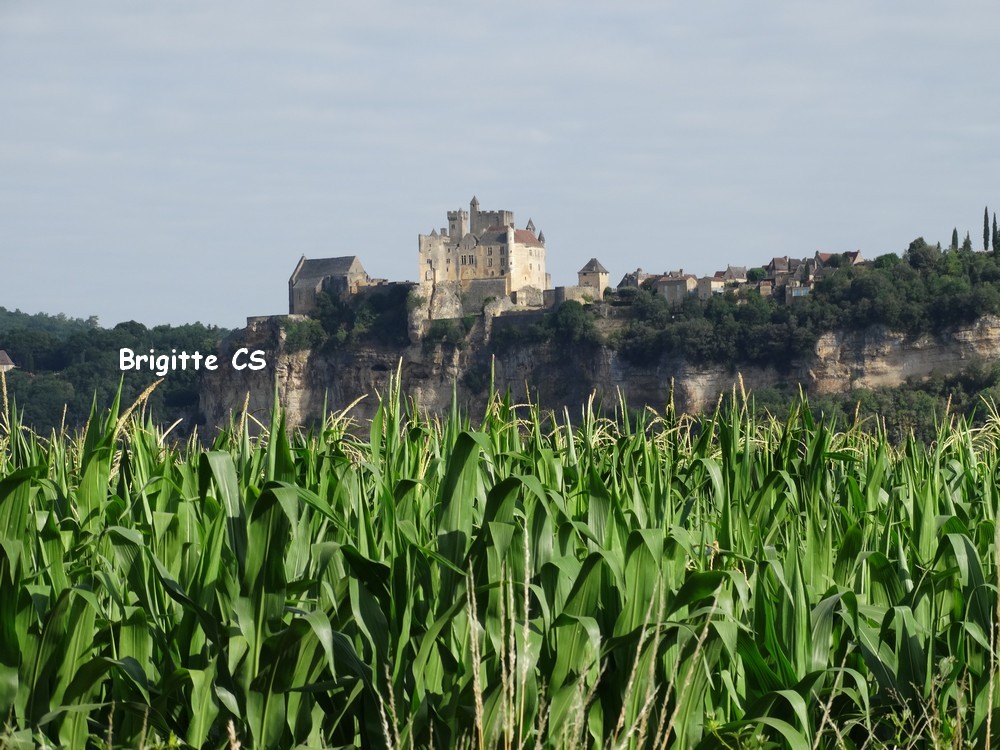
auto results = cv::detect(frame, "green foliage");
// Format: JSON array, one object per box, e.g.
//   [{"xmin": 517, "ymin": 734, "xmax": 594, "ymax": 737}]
[
  {"xmin": 282, "ymin": 318, "xmax": 325, "ymax": 353},
  {"xmin": 616, "ymin": 244, "xmax": 1000, "ymax": 370},
  {"xmin": 314, "ymin": 285, "xmax": 412, "ymax": 349},
  {"xmin": 0, "ymin": 306, "xmax": 99, "ymax": 336},
  {"xmin": 0, "ymin": 318, "xmax": 226, "ymax": 433},
  {"xmin": 986, "ymin": 205, "xmax": 991, "ymax": 252},
  {"xmin": 405, "ymin": 290, "xmax": 426, "ymax": 312},
  {"xmin": 5, "ymin": 387, "xmax": 1000, "ymax": 747},
  {"xmin": 745, "ymin": 362, "xmax": 1000, "ymax": 443},
  {"xmin": 490, "ymin": 301, "xmax": 601, "ymax": 354},
  {"xmin": 425, "ymin": 317, "xmax": 472, "ymax": 348},
  {"xmin": 461, "ymin": 359, "xmax": 491, "ymax": 394}
]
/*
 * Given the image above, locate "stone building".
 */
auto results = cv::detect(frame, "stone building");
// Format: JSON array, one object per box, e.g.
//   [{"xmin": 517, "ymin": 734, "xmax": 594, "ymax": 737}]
[
  {"xmin": 617, "ymin": 268, "xmax": 655, "ymax": 290},
  {"xmin": 418, "ymin": 196, "xmax": 550, "ymax": 296},
  {"xmin": 577, "ymin": 258, "xmax": 609, "ymax": 291},
  {"xmin": 697, "ymin": 276, "xmax": 726, "ymax": 300},
  {"xmin": 653, "ymin": 271, "xmax": 697, "ymax": 305},
  {"xmin": 288, "ymin": 255, "xmax": 370, "ymax": 315}
]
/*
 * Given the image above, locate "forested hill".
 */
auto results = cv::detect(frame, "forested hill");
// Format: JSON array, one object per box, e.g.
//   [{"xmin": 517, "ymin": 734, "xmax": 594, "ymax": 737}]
[
  {"xmin": 8, "ymin": 240, "xmax": 1000, "ymax": 438},
  {"xmin": 610, "ymin": 239, "xmax": 1000, "ymax": 369},
  {"xmin": 0, "ymin": 308, "xmax": 226, "ymax": 432}
]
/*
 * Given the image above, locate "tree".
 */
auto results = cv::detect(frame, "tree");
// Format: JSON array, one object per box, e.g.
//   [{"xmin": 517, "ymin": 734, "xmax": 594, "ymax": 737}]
[
  {"xmin": 906, "ymin": 237, "xmax": 940, "ymax": 269},
  {"xmin": 962, "ymin": 231, "xmax": 973, "ymax": 252},
  {"xmin": 951, "ymin": 227, "xmax": 959, "ymax": 251},
  {"xmin": 993, "ymin": 213, "xmax": 998, "ymax": 253},
  {"xmin": 986, "ymin": 206, "xmax": 991, "ymax": 252}
]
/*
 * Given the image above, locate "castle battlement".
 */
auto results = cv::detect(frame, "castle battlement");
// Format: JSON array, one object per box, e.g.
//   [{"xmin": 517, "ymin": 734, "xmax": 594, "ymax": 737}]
[{"xmin": 419, "ymin": 197, "xmax": 550, "ymax": 299}]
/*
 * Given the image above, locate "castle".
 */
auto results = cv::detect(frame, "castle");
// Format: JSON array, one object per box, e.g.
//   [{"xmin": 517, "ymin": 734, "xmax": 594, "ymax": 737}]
[
  {"xmin": 418, "ymin": 196, "xmax": 550, "ymax": 295},
  {"xmin": 287, "ymin": 196, "xmax": 615, "ymax": 321}
]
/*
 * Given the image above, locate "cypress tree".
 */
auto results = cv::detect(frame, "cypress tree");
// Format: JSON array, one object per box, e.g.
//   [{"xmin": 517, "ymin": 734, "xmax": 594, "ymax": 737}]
[
  {"xmin": 986, "ymin": 206, "xmax": 990, "ymax": 251},
  {"xmin": 951, "ymin": 227, "xmax": 959, "ymax": 251},
  {"xmin": 962, "ymin": 231, "xmax": 973, "ymax": 252},
  {"xmin": 993, "ymin": 213, "xmax": 998, "ymax": 253}
]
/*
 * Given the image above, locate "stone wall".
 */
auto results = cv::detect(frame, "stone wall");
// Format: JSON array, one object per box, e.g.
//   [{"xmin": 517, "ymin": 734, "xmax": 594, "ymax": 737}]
[
  {"xmin": 511, "ymin": 286, "xmax": 544, "ymax": 307},
  {"xmin": 543, "ymin": 286, "xmax": 600, "ymax": 307},
  {"xmin": 463, "ymin": 278, "xmax": 510, "ymax": 314}
]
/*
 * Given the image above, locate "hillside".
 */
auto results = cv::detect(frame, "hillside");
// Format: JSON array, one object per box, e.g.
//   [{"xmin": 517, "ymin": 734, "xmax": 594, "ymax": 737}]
[
  {"xmin": 0, "ymin": 310, "xmax": 226, "ymax": 431},
  {"xmin": 9, "ymin": 242, "xmax": 1000, "ymax": 440}
]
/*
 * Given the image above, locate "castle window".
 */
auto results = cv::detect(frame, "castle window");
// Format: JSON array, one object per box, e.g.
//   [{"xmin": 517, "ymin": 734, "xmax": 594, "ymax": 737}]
[{"xmin": 488, "ymin": 259, "xmax": 493, "ymax": 267}]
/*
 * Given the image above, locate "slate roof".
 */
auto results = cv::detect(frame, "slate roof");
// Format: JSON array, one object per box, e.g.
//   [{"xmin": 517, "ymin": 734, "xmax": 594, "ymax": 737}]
[
  {"xmin": 617, "ymin": 269, "xmax": 654, "ymax": 288},
  {"xmin": 579, "ymin": 258, "xmax": 608, "ymax": 274},
  {"xmin": 291, "ymin": 256, "xmax": 365, "ymax": 284},
  {"xmin": 0, "ymin": 350, "xmax": 14, "ymax": 369}
]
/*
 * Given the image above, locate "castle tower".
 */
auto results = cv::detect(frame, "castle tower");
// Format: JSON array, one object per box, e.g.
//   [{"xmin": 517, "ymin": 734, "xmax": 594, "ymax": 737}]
[
  {"xmin": 578, "ymin": 258, "xmax": 609, "ymax": 291},
  {"xmin": 447, "ymin": 208, "xmax": 469, "ymax": 238}
]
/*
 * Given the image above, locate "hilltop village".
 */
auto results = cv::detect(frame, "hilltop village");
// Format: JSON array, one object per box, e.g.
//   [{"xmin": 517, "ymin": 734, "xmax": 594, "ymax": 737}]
[{"xmin": 285, "ymin": 196, "xmax": 865, "ymax": 329}]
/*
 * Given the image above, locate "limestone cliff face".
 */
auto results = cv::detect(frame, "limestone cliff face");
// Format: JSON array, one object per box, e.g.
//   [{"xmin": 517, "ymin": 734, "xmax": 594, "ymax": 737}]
[
  {"xmin": 808, "ymin": 316, "xmax": 1000, "ymax": 393},
  {"xmin": 199, "ymin": 315, "xmax": 1000, "ymax": 430}
]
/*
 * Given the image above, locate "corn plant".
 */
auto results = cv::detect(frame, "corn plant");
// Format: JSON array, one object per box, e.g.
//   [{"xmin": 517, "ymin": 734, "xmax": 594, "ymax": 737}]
[{"xmin": 1, "ymin": 373, "xmax": 1000, "ymax": 748}]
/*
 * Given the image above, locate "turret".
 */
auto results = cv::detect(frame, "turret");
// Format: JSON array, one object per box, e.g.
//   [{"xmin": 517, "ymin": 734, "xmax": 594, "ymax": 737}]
[{"xmin": 447, "ymin": 209, "xmax": 469, "ymax": 238}]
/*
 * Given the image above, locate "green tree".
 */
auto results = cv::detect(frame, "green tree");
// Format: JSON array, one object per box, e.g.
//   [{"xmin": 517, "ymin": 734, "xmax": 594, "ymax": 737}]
[
  {"xmin": 962, "ymin": 231, "xmax": 973, "ymax": 252},
  {"xmin": 993, "ymin": 213, "xmax": 998, "ymax": 253},
  {"xmin": 951, "ymin": 227, "xmax": 959, "ymax": 251},
  {"xmin": 986, "ymin": 207, "xmax": 991, "ymax": 251},
  {"xmin": 905, "ymin": 237, "xmax": 939, "ymax": 269}
]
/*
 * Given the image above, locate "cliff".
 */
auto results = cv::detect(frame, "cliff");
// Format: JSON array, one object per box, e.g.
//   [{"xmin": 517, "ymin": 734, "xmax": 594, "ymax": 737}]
[{"xmin": 199, "ymin": 314, "xmax": 1000, "ymax": 431}]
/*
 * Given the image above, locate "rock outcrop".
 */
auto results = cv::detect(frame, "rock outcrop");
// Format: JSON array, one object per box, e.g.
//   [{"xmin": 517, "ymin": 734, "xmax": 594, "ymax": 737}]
[{"xmin": 199, "ymin": 314, "xmax": 1000, "ymax": 431}]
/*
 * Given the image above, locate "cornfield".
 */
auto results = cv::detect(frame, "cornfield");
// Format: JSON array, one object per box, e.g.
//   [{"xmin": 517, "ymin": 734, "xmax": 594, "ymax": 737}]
[{"xmin": 2, "ymin": 374, "xmax": 1000, "ymax": 749}]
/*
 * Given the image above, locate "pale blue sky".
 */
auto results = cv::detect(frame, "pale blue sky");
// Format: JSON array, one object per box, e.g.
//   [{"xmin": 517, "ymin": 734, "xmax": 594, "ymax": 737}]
[{"xmin": 2, "ymin": 1, "xmax": 999, "ymax": 327}]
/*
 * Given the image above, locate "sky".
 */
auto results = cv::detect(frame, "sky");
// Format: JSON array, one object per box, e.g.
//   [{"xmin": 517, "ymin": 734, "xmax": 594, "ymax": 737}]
[{"xmin": 2, "ymin": 1, "xmax": 1000, "ymax": 329}]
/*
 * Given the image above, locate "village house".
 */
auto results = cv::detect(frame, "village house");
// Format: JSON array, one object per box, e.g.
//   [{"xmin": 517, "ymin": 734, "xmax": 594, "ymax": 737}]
[
  {"xmin": 653, "ymin": 271, "xmax": 697, "ymax": 305},
  {"xmin": 617, "ymin": 268, "xmax": 656, "ymax": 290},
  {"xmin": 0, "ymin": 350, "xmax": 15, "ymax": 373},
  {"xmin": 697, "ymin": 276, "xmax": 726, "ymax": 300},
  {"xmin": 815, "ymin": 250, "xmax": 863, "ymax": 269},
  {"xmin": 722, "ymin": 265, "xmax": 748, "ymax": 284}
]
